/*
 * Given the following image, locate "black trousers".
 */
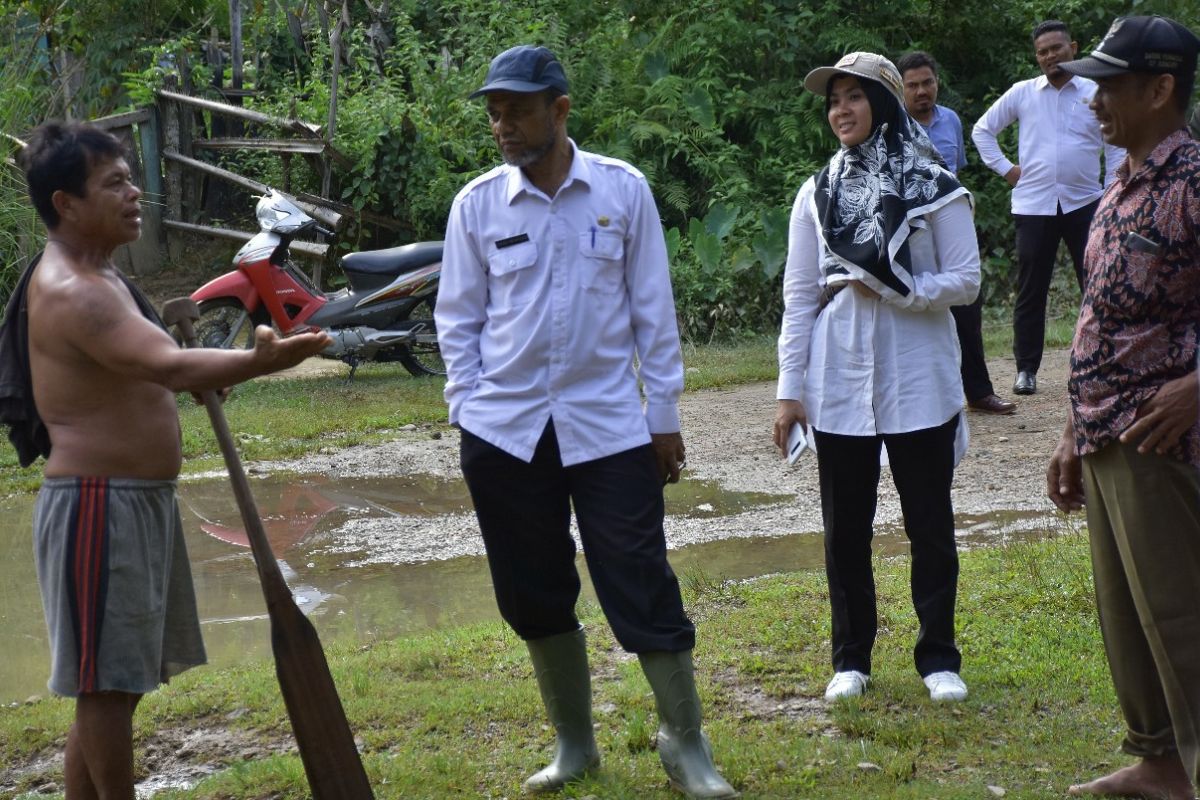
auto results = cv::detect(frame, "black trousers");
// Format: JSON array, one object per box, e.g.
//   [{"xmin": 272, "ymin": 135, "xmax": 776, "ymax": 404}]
[
  {"xmin": 951, "ymin": 294, "xmax": 994, "ymax": 402},
  {"xmin": 813, "ymin": 415, "xmax": 962, "ymax": 677},
  {"xmin": 459, "ymin": 421, "xmax": 695, "ymax": 653},
  {"xmin": 1012, "ymin": 200, "xmax": 1097, "ymax": 373}
]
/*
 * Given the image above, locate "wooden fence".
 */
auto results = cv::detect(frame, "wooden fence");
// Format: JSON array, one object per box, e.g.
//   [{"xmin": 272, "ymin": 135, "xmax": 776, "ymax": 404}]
[
  {"xmin": 3, "ymin": 1, "xmax": 391, "ymax": 290},
  {"xmin": 81, "ymin": 87, "xmax": 394, "ymax": 285},
  {"xmin": 86, "ymin": 107, "xmax": 165, "ymax": 278}
]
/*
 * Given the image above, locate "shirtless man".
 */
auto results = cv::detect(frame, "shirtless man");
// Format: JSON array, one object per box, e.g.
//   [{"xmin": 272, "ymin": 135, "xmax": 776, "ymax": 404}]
[{"xmin": 16, "ymin": 122, "xmax": 329, "ymax": 798}]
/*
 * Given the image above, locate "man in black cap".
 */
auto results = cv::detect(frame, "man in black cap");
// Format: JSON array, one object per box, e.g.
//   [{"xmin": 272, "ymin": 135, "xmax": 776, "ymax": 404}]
[
  {"xmin": 435, "ymin": 45, "xmax": 737, "ymax": 799},
  {"xmin": 1046, "ymin": 15, "xmax": 1200, "ymax": 800}
]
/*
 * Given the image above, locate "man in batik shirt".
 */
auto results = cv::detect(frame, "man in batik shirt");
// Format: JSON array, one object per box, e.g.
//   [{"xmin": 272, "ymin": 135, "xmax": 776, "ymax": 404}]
[{"xmin": 1046, "ymin": 15, "xmax": 1200, "ymax": 800}]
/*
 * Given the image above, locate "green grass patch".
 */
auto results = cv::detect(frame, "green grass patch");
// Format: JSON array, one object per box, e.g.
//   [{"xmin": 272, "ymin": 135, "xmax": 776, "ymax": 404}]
[
  {"xmin": 0, "ymin": 339, "xmax": 780, "ymax": 496},
  {"xmin": 0, "ymin": 307, "xmax": 1061, "ymax": 498},
  {"xmin": 175, "ymin": 364, "xmax": 449, "ymax": 472},
  {"xmin": 0, "ymin": 364, "xmax": 450, "ymax": 497},
  {"xmin": 981, "ymin": 259, "xmax": 1084, "ymax": 359},
  {"xmin": 981, "ymin": 309, "xmax": 1077, "ymax": 361},
  {"xmin": 682, "ymin": 335, "xmax": 780, "ymax": 389},
  {"xmin": 1, "ymin": 532, "xmax": 1127, "ymax": 799}
]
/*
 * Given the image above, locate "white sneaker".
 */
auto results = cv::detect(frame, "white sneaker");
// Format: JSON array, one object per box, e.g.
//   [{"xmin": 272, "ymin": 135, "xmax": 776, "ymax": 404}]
[
  {"xmin": 824, "ymin": 670, "xmax": 869, "ymax": 701},
  {"xmin": 924, "ymin": 671, "xmax": 968, "ymax": 702}
]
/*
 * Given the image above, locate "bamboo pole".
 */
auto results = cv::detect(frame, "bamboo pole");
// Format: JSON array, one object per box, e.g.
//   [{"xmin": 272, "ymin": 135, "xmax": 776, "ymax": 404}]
[
  {"xmin": 156, "ymin": 90, "xmax": 322, "ymax": 137},
  {"xmin": 162, "ymin": 151, "xmax": 343, "ymax": 230}
]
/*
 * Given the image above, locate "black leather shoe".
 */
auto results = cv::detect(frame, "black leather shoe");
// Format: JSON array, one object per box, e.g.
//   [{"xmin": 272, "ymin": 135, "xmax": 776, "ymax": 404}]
[
  {"xmin": 1013, "ymin": 371, "xmax": 1037, "ymax": 395},
  {"xmin": 968, "ymin": 394, "xmax": 1017, "ymax": 415}
]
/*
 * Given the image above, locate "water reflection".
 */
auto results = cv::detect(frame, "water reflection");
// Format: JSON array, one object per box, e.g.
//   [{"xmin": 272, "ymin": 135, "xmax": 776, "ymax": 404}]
[{"xmin": 0, "ymin": 473, "xmax": 1065, "ymax": 703}]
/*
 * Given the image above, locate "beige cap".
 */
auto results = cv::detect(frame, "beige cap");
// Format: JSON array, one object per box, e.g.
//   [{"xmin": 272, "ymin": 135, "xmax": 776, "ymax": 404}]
[{"xmin": 803, "ymin": 52, "xmax": 904, "ymax": 104}]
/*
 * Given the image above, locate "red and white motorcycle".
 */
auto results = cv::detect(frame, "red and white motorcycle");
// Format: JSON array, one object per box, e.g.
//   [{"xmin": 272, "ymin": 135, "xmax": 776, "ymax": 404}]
[{"xmin": 191, "ymin": 189, "xmax": 444, "ymax": 377}]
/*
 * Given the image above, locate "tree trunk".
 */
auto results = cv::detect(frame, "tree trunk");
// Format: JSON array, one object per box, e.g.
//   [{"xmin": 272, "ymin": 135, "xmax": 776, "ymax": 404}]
[
  {"xmin": 365, "ymin": 0, "xmax": 391, "ymax": 76},
  {"xmin": 229, "ymin": 0, "xmax": 243, "ymax": 97},
  {"xmin": 316, "ymin": 0, "xmax": 330, "ymax": 47},
  {"xmin": 322, "ymin": 0, "xmax": 348, "ymax": 199},
  {"xmin": 228, "ymin": 0, "xmax": 245, "ymax": 135},
  {"xmin": 279, "ymin": 0, "xmax": 309, "ymax": 59},
  {"xmin": 161, "ymin": 96, "xmax": 185, "ymax": 263},
  {"xmin": 52, "ymin": 48, "xmax": 85, "ymax": 121}
]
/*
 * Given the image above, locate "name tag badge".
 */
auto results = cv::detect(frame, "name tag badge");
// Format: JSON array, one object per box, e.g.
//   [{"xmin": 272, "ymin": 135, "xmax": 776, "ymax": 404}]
[{"xmin": 495, "ymin": 233, "xmax": 530, "ymax": 249}]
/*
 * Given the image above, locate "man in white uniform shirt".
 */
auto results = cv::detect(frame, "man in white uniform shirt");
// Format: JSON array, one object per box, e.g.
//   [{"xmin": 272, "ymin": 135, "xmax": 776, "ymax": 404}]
[
  {"xmin": 972, "ymin": 20, "xmax": 1125, "ymax": 395},
  {"xmin": 435, "ymin": 45, "xmax": 737, "ymax": 800}
]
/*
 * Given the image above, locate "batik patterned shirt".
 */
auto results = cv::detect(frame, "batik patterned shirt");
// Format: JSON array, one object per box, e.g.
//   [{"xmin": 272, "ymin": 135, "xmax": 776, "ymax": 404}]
[{"xmin": 1069, "ymin": 129, "xmax": 1200, "ymax": 466}]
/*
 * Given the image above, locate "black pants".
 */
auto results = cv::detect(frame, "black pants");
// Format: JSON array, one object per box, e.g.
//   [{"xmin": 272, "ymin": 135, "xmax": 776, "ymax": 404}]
[
  {"xmin": 1012, "ymin": 200, "xmax": 1097, "ymax": 373},
  {"xmin": 813, "ymin": 415, "xmax": 961, "ymax": 677},
  {"xmin": 951, "ymin": 294, "xmax": 994, "ymax": 402},
  {"xmin": 459, "ymin": 421, "xmax": 695, "ymax": 653}
]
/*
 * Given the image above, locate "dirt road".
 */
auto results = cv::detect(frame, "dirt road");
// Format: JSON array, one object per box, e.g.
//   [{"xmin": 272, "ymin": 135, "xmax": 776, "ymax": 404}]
[{"xmin": 268, "ymin": 348, "xmax": 1076, "ymax": 564}]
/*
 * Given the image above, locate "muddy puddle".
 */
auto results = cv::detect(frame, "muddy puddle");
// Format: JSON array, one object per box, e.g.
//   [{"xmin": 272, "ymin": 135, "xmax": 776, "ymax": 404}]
[{"xmin": 0, "ymin": 472, "xmax": 1067, "ymax": 704}]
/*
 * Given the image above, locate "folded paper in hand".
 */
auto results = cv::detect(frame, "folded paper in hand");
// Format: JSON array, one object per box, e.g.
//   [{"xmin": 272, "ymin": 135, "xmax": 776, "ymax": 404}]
[{"xmin": 787, "ymin": 422, "xmax": 809, "ymax": 465}]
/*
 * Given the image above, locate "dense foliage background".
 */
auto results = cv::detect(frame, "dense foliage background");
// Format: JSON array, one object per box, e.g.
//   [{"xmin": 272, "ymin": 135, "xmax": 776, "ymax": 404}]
[{"xmin": 1, "ymin": 0, "xmax": 1197, "ymax": 339}]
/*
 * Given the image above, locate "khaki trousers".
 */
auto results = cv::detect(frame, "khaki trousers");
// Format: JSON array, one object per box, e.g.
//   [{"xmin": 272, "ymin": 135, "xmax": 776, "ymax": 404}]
[{"xmin": 1082, "ymin": 440, "xmax": 1200, "ymax": 785}]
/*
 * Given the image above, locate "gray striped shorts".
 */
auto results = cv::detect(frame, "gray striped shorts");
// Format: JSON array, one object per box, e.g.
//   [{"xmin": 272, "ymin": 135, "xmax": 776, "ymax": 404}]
[{"xmin": 33, "ymin": 477, "xmax": 207, "ymax": 697}]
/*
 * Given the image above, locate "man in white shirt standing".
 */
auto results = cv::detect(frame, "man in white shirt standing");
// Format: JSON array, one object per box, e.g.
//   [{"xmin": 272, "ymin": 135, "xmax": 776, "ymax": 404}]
[
  {"xmin": 972, "ymin": 20, "xmax": 1125, "ymax": 396},
  {"xmin": 435, "ymin": 45, "xmax": 737, "ymax": 800}
]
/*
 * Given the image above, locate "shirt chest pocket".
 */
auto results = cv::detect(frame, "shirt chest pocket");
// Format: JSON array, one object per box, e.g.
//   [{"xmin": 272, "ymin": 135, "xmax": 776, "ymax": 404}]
[
  {"xmin": 936, "ymin": 141, "xmax": 959, "ymax": 172},
  {"xmin": 1067, "ymin": 98, "xmax": 1097, "ymax": 137},
  {"xmin": 487, "ymin": 241, "xmax": 540, "ymax": 310},
  {"xmin": 578, "ymin": 231, "xmax": 625, "ymax": 294}
]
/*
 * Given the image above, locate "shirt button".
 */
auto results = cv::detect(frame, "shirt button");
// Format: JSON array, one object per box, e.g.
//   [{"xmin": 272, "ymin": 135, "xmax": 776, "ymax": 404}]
[{"xmin": 508, "ymin": 259, "xmax": 516, "ymax": 267}]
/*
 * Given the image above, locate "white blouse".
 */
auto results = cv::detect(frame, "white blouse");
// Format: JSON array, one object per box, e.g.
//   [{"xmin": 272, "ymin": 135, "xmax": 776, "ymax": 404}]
[{"xmin": 776, "ymin": 176, "xmax": 981, "ymax": 438}]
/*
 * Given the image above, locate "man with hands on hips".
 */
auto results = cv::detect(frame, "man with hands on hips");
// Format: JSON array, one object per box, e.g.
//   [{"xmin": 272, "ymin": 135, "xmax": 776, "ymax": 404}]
[{"xmin": 972, "ymin": 19, "xmax": 1124, "ymax": 397}]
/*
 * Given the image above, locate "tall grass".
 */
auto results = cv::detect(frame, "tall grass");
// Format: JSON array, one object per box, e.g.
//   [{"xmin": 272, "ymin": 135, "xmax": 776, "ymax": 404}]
[{"xmin": 0, "ymin": 13, "xmax": 50, "ymax": 306}]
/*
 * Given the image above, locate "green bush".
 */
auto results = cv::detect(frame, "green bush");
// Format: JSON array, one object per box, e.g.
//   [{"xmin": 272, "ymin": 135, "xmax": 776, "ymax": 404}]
[
  {"xmin": 4, "ymin": 0, "xmax": 1199, "ymax": 335},
  {"xmin": 229, "ymin": 0, "xmax": 1197, "ymax": 339}
]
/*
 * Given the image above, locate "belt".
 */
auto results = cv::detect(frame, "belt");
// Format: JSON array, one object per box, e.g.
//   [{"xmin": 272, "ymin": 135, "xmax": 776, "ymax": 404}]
[{"xmin": 817, "ymin": 282, "xmax": 848, "ymax": 312}]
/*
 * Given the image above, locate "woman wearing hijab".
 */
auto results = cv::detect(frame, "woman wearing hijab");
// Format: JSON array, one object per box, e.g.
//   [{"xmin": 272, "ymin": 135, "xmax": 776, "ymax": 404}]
[{"xmin": 773, "ymin": 53, "xmax": 981, "ymax": 703}]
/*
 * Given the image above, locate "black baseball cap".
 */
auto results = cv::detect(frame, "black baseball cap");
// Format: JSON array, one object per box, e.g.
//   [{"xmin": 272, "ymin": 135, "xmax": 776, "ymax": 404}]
[
  {"xmin": 469, "ymin": 45, "xmax": 569, "ymax": 98},
  {"xmin": 1060, "ymin": 15, "xmax": 1200, "ymax": 79}
]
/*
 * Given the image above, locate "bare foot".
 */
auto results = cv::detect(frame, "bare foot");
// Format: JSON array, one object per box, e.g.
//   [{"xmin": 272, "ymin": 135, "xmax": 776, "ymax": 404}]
[{"xmin": 1068, "ymin": 755, "xmax": 1196, "ymax": 800}]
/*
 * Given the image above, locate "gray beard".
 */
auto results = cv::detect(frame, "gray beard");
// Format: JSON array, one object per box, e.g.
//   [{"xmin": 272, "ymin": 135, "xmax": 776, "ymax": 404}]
[{"xmin": 502, "ymin": 126, "xmax": 557, "ymax": 168}]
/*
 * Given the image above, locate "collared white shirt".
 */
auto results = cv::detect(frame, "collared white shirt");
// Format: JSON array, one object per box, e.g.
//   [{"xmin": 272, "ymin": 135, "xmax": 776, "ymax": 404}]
[
  {"xmin": 972, "ymin": 75, "xmax": 1126, "ymax": 215},
  {"xmin": 777, "ymin": 178, "xmax": 980, "ymax": 440},
  {"xmin": 436, "ymin": 142, "xmax": 683, "ymax": 465}
]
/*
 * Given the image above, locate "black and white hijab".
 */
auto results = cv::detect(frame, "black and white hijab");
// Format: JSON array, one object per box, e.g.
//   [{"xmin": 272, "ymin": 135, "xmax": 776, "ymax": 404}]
[{"xmin": 812, "ymin": 75, "xmax": 970, "ymax": 306}]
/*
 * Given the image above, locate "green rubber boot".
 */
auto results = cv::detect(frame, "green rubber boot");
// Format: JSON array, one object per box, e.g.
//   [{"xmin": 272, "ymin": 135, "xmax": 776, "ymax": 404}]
[
  {"xmin": 638, "ymin": 650, "xmax": 739, "ymax": 799},
  {"xmin": 522, "ymin": 628, "xmax": 600, "ymax": 794}
]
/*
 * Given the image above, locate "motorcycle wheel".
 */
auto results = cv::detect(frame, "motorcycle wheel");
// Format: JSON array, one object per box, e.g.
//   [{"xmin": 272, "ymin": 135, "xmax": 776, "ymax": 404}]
[
  {"xmin": 396, "ymin": 295, "xmax": 445, "ymax": 377},
  {"xmin": 195, "ymin": 298, "xmax": 270, "ymax": 349}
]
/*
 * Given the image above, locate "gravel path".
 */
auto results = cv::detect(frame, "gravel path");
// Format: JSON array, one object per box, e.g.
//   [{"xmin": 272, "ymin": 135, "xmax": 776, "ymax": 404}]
[{"xmin": 261, "ymin": 349, "xmax": 1075, "ymax": 564}]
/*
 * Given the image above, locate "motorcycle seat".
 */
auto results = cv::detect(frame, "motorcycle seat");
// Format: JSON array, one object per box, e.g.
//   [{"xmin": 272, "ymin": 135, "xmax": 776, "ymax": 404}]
[{"xmin": 341, "ymin": 242, "xmax": 443, "ymax": 276}]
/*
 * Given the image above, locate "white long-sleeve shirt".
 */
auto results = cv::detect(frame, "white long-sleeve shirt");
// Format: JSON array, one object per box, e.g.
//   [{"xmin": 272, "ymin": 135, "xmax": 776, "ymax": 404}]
[
  {"xmin": 435, "ymin": 143, "xmax": 684, "ymax": 465},
  {"xmin": 777, "ymin": 177, "xmax": 980, "ymax": 437},
  {"xmin": 972, "ymin": 75, "xmax": 1125, "ymax": 215}
]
